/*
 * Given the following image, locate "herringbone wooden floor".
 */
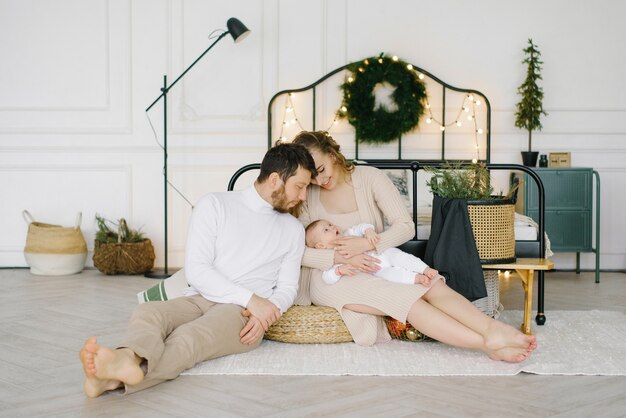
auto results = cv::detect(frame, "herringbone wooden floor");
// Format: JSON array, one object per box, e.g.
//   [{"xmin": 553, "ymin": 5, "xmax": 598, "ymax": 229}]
[{"xmin": 1, "ymin": 268, "xmax": 625, "ymax": 417}]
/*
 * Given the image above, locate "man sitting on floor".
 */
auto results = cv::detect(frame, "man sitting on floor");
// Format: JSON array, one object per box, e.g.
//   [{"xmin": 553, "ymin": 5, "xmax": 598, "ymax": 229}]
[{"xmin": 79, "ymin": 143, "xmax": 316, "ymax": 397}]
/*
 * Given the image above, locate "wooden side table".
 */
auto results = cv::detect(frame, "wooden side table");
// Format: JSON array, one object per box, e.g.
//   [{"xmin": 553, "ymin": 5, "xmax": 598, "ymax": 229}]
[{"xmin": 482, "ymin": 258, "xmax": 553, "ymax": 335}]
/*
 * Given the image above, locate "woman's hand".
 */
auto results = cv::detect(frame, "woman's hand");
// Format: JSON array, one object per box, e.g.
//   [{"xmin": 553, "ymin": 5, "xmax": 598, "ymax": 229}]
[
  {"xmin": 342, "ymin": 253, "xmax": 381, "ymax": 274},
  {"xmin": 333, "ymin": 236, "xmax": 375, "ymax": 259}
]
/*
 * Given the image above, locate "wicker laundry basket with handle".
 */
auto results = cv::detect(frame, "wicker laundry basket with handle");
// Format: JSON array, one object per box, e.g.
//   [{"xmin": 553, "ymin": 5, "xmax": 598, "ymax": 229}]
[{"xmin": 23, "ymin": 210, "xmax": 88, "ymax": 276}]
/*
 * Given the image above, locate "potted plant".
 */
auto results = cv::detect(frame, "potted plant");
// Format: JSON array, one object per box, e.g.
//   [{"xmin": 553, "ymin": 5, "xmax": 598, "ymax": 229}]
[
  {"xmin": 93, "ymin": 215, "xmax": 155, "ymax": 275},
  {"xmin": 426, "ymin": 162, "xmax": 517, "ymax": 264},
  {"xmin": 515, "ymin": 38, "xmax": 548, "ymax": 167}
]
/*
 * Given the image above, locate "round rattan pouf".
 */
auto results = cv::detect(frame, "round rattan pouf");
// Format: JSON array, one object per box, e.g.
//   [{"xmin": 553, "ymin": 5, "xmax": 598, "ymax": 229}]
[{"xmin": 265, "ymin": 305, "xmax": 353, "ymax": 344}]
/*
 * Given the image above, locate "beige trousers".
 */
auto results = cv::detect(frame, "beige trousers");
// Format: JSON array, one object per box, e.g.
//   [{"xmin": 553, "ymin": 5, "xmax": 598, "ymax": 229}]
[{"xmin": 120, "ymin": 294, "xmax": 261, "ymax": 394}]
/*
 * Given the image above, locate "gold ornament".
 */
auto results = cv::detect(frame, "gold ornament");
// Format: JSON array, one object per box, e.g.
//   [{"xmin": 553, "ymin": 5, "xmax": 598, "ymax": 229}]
[{"xmin": 405, "ymin": 328, "xmax": 418, "ymax": 341}]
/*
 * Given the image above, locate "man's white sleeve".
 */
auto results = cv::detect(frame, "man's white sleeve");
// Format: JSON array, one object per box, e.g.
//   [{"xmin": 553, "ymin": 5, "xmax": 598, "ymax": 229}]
[
  {"xmin": 184, "ymin": 196, "xmax": 254, "ymax": 307},
  {"xmin": 267, "ymin": 224, "xmax": 305, "ymax": 313}
]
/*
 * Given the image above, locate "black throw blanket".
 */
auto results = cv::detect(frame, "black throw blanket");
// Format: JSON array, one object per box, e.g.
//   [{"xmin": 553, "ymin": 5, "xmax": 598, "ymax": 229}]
[{"xmin": 424, "ymin": 196, "xmax": 487, "ymax": 301}]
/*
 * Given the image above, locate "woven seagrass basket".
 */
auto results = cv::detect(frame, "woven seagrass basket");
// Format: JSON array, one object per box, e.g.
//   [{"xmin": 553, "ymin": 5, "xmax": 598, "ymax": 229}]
[
  {"xmin": 265, "ymin": 305, "xmax": 353, "ymax": 344},
  {"xmin": 93, "ymin": 239, "xmax": 155, "ymax": 275},
  {"xmin": 467, "ymin": 197, "xmax": 516, "ymax": 264}
]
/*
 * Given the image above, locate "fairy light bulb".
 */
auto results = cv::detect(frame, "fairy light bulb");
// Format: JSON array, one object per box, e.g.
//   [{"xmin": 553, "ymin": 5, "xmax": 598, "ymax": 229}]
[
  {"xmin": 407, "ymin": 64, "xmax": 413, "ymax": 70},
  {"xmin": 392, "ymin": 55, "xmax": 399, "ymax": 61},
  {"xmin": 468, "ymin": 94, "xmax": 474, "ymax": 101},
  {"xmin": 475, "ymin": 100, "xmax": 481, "ymax": 106},
  {"xmin": 347, "ymin": 76, "xmax": 354, "ymax": 83},
  {"xmin": 503, "ymin": 270, "xmax": 511, "ymax": 279},
  {"xmin": 358, "ymin": 67, "xmax": 365, "ymax": 73},
  {"xmin": 477, "ymin": 128, "xmax": 484, "ymax": 134},
  {"xmin": 425, "ymin": 103, "xmax": 431, "ymax": 109},
  {"xmin": 333, "ymin": 119, "xmax": 339, "ymax": 125},
  {"xmin": 286, "ymin": 106, "xmax": 293, "ymax": 113},
  {"xmin": 418, "ymin": 73, "xmax": 425, "ymax": 80},
  {"xmin": 378, "ymin": 58, "xmax": 384, "ymax": 64},
  {"xmin": 280, "ymin": 136, "xmax": 287, "ymax": 141},
  {"xmin": 426, "ymin": 117, "xmax": 432, "ymax": 124},
  {"xmin": 472, "ymin": 158, "xmax": 478, "ymax": 164},
  {"xmin": 364, "ymin": 59, "xmax": 369, "ymax": 65},
  {"xmin": 467, "ymin": 115, "xmax": 473, "ymax": 121},
  {"xmin": 440, "ymin": 125, "xmax": 445, "ymax": 131},
  {"xmin": 456, "ymin": 121, "xmax": 462, "ymax": 127},
  {"xmin": 340, "ymin": 106, "xmax": 347, "ymax": 112},
  {"xmin": 463, "ymin": 106, "xmax": 469, "ymax": 112}
]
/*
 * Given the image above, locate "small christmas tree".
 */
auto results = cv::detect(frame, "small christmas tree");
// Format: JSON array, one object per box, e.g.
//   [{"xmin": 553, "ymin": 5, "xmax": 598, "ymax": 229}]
[{"xmin": 515, "ymin": 38, "xmax": 548, "ymax": 153}]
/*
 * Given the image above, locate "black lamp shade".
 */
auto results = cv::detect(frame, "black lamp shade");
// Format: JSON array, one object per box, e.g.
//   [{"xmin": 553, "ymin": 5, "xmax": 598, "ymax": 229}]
[{"xmin": 227, "ymin": 17, "xmax": 250, "ymax": 43}]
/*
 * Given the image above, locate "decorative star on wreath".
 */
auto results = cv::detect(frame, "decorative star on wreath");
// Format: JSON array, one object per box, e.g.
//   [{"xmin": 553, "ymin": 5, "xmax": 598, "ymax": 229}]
[{"xmin": 338, "ymin": 54, "xmax": 428, "ymax": 144}]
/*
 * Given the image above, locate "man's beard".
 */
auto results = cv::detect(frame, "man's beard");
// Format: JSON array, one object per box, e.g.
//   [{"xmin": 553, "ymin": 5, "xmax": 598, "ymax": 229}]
[{"xmin": 271, "ymin": 185, "xmax": 291, "ymax": 213}]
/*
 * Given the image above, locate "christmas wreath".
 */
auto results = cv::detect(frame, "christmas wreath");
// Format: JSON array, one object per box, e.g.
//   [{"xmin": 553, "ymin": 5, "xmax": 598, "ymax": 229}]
[{"xmin": 338, "ymin": 54, "xmax": 427, "ymax": 144}]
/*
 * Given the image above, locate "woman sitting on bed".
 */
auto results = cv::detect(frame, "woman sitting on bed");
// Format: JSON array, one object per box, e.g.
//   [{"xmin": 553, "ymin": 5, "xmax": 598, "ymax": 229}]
[{"xmin": 292, "ymin": 130, "xmax": 536, "ymax": 363}]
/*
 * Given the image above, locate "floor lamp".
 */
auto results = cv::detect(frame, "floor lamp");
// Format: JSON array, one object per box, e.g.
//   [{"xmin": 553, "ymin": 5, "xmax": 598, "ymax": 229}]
[{"xmin": 144, "ymin": 17, "xmax": 250, "ymax": 279}]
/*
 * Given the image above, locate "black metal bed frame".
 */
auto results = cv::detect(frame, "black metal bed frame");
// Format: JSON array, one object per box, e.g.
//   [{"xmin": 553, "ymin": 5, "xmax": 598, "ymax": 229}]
[{"xmin": 229, "ymin": 59, "xmax": 549, "ymax": 326}]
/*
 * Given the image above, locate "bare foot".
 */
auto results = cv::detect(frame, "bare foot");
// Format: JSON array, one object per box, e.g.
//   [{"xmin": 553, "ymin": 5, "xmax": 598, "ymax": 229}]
[
  {"xmin": 79, "ymin": 337, "xmax": 144, "ymax": 397},
  {"xmin": 487, "ymin": 346, "xmax": 531, "ymax": 363},
  {"xmin": 484, "ymin": 319, "xmax": 536, "ymax": 352}
]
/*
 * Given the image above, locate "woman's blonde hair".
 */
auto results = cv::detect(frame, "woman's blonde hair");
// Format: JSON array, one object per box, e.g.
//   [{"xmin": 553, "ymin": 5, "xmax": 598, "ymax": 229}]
[{"xmin": 292, "ymin": 131, "xmax": 354, "ymax": 175}]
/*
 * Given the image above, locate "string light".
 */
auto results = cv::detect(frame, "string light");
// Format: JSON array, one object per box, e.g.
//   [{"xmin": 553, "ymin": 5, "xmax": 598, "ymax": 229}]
[
  {"xmin": 275, "ymin": 59, "xmax": 487, "ymax": 158},
  {"xmin": 276, "ymin": 93, "xmax": 305, "ymax": 142},
  {"xmin": 424, "ymin": 93, "xmax": 485, "ymax": 161}
]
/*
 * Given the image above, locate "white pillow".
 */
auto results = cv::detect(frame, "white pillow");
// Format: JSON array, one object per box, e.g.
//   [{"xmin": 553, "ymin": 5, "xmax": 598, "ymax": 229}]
[{"xmin": 137, "ymin": 268, "xmax": 188, "ymax": 303}]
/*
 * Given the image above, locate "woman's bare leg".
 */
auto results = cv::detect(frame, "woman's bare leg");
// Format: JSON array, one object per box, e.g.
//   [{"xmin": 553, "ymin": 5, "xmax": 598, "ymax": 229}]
[
  {"xmin": 421, "ymin": 281, "xmax": 537, "ymax": 352},
  {"xmin": 345, "ymin": 295, "xmax": 531, "ymax": 363}
]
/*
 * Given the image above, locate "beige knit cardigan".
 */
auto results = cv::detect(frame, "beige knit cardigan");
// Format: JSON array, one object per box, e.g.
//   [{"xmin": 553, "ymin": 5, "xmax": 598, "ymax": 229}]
[{"xmin": 295, "ymin": 165, "xmax": 415, "ymax": 323}]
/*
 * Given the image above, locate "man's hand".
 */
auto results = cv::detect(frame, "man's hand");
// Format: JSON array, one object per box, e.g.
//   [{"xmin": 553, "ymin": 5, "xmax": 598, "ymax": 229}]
[
  {"xmin": 240, "ymin": 310, "xmax": 265, "ymax": 345},
  {"xmin": 246, "ymin": 294, "xmax": 281, "ymax": 331}
]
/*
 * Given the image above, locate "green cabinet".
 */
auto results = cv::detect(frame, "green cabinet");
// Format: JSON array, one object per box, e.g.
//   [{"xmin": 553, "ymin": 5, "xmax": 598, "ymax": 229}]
[{"xmin": 524, "ymin": 167, "xmax": 600, "ymax": 282}]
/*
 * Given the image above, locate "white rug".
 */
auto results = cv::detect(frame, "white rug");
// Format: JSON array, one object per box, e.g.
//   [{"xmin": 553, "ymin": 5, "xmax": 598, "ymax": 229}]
[{"xmin": 183, "ymin": 310, "xmax": 626, "ymax": 376}]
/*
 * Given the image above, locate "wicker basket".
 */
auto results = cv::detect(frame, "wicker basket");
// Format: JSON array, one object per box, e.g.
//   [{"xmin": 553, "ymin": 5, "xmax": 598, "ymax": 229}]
[
  {"xmin": 93, "ymin": 239, "xmax": 155, "ymax": 275},
  {"xmin": 471, "ymin": 270, "xmax": 503, "ymax": 319},
  {"xmin": 467, "ymin": 198, "xmax": 516, "ymax": 264},
  {"xmin": 265, "ymin": 305, "xmax": 352, "ymax": 344}
]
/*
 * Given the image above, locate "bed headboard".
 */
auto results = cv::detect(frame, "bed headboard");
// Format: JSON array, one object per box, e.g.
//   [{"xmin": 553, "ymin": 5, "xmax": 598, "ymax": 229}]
[{"xmin": 266, "ymin": 54, "xmax": 492, "ymax": 162}]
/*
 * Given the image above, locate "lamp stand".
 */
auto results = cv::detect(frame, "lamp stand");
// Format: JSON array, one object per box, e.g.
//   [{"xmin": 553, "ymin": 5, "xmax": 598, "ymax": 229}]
[{"xmin": 144, "ymin": 30, "xmax": 230, "ymax": 279}]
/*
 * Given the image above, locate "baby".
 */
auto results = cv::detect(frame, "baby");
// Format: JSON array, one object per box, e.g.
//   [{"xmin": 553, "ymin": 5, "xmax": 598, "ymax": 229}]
[{"xmin": 305, "ymin": 220, "xmax": 439, "ymax": 286}]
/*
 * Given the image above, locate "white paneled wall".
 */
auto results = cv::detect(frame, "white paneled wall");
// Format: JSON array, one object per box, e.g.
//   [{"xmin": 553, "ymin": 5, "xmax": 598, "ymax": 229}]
[{"xmin": 1, "ymin": 0, "xmax": 624, "ymax": 270}]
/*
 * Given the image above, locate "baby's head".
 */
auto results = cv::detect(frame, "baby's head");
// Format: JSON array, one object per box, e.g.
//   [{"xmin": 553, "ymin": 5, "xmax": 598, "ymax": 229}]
[{"xmin": 305, "ymin": 219, "xmax": 343, "ymax": 249}]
